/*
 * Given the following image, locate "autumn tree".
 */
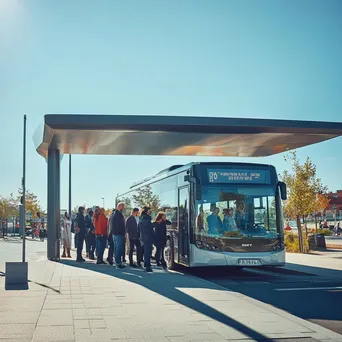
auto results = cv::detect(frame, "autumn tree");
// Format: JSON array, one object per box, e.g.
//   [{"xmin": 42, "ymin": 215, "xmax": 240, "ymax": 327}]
[
  {"xmin": 281, "ymin": 151, "xmax": 327, "ymax": 253},
  {"xmin": 132, "ymin": 185, "xmax": 160, "ymax": 213},
  {"xmin": 313, "ymin": 193, "xmax": 330, "ymax": 231},
  {"xmin": 17, "ymin": 189, "xmax": 42, "ymax": 219},
  {"xmin": 0, "ymin": 194, "xmax": 18, "ymax": 236}
]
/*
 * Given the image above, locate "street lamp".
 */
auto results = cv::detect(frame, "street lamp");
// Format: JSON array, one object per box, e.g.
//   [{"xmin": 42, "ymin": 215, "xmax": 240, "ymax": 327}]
[{"xmin": 101, "ymin": 197, "xmax": 105, "ymax": 208}]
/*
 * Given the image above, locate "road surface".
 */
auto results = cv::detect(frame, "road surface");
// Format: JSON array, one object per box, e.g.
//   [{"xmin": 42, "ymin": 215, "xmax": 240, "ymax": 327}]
[{"xmin": 189, "ymin": 264, "xmax": 342, "ymax": 335}]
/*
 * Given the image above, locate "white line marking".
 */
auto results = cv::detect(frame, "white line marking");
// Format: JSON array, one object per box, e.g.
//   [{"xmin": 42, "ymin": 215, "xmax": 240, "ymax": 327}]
[{"xmin": 275, "ymin": 286, "xmax": 342, "ymax": 291}]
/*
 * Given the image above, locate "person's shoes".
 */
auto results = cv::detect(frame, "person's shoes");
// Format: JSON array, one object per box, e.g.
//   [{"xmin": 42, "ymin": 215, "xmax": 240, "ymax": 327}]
[
  {"xmin": 162, "ymin": 262, "xmax": 167, "ymax": 268},
  {"xmin": 137, "ymin": 263, "xmax": 142, "ymax": 268},
  {"xmin": 106, "ymin": 258, "xmax": 114, "ymax": 265},
  {"xmin": 145, "ymin": 267, "xmax": 153, "ymax": 273},
  {"xmin": 67, "ymin": 255, "xmax": 72, "ymax": 258},
  {"xmin": 61, "ymin": 253, "xmax": 67, "ymax": 258},
  {"xmin": 89, "ymin": 255, "xmax": 95, "ymax": 260},
  {"xmin": 76, "ymin": 259, "xmax": 85, "ymax": 262},
  {"xmin": 96, "ymin": 260, "xmax": 106, "ymax": 265},
  {"xmin": 130, "ymin": 263, "xmax": 138, "ymax": 268},
  {"xmin": 116, "ymin": 264, "xmax": 126, "ymax": 269},
  {"xmin": 156, "ymin": 262, "xmax": 162, "ymax": 267}
]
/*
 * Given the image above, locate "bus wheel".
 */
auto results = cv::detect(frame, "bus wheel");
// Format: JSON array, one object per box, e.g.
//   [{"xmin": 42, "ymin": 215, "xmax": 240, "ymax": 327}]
[{"xmin": 164, "ymin": 239, "xmax": 176, "ymax": 270}]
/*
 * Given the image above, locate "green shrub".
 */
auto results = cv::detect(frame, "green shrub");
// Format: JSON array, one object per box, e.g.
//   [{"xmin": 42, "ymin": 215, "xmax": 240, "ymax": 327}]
[
  {"xmin": 284, "ymin": 231, "xmax": 309, "ymax": 253},
  {"xmin": 318, "ymin": 228, "xmax": 332, "ymax": 236}
]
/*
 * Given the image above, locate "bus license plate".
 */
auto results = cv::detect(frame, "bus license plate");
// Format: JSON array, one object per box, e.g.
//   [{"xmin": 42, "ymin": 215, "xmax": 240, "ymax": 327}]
[{"xmin": 238, "ymin": 259, "xmax": 261, "ymax": 266}]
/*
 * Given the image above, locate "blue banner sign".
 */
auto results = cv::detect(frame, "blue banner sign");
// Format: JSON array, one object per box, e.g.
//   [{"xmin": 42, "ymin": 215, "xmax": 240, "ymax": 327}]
[{"xmin": 208, "ymin": 169, "xmax": 270, "ymax": 184}]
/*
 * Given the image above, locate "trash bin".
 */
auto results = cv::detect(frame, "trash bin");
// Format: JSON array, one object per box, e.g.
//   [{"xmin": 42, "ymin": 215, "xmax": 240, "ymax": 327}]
[
  {"xmin": 315, "ymin": 234, "xmax": 326, "ymax": 249},
  {"xmin": 308, "ymin": 234, "xmax": 326, "ymax": 250}
]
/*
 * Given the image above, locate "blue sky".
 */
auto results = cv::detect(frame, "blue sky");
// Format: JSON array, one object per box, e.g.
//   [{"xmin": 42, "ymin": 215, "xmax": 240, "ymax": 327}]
[{"xmin": 1, "ymin": 0, "xmax": 342, "ymax": 211}]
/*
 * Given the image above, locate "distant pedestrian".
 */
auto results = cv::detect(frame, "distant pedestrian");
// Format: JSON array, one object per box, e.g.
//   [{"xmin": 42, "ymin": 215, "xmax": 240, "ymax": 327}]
[
  {"xmin": 111, "ymin": 203, "xmax": 126, "ymax": 269},
  {"xmin": 126, "ymin": 208, "xmax": 142, "ymax": 267},
  {"xmin": 139, "ymin": 207, "xmax": 155, "ymax": 272},
  {"xmin": 75, "ymin": 206, "xmax": 86, "ymax": 262},
  {"xmin": 154, "ymin": 211, "xmax": 170, "ymax": 267},
  {"xmin": 93, "ymin": 207, "xmax": 108, "ymax": 264},
  {"xmin": 61, "ymin": 212, "xmax": 72, "ymax": 258},
  {"xmin": 85, "ymin": 209, "xmax": 96, "ymax": 260},
  {"xmin": 106, "ymin": 209, "xmax": 115, "ymax": 265}
]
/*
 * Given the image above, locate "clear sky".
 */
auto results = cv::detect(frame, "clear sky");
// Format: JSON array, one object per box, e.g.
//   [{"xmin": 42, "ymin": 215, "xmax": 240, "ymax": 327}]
[{"xmin": 1, "ymin": 0, "xmax": 342, "ymax": 211}]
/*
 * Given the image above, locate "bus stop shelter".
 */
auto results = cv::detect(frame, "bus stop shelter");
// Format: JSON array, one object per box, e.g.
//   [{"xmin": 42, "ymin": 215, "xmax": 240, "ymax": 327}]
[{"xmin": 34, "ymin": 114, "xmax": 342, "ymax": 260}]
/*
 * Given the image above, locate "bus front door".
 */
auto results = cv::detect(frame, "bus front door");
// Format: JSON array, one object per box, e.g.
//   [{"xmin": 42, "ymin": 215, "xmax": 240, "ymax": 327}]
[{"xmin": 178, "ymin": 186, "xmax": 190, "ymax": 266}]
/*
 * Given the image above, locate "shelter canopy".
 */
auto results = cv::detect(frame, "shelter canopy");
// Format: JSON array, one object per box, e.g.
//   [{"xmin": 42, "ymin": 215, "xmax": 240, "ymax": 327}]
[{"xmin": 34, "ymin": 114, "xmax": 342, "ymax": 158}]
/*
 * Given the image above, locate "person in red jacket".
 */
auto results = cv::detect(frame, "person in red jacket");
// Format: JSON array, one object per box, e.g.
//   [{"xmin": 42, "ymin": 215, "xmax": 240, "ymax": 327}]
[{"xmin": 93, "ymin": 207, "xmax": 108, "ymax": 265}]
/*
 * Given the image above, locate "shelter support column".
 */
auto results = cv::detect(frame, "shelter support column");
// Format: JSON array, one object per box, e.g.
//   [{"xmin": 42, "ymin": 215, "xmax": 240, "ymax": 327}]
[{"xmin": 47, "ymin": 149, "xmax": 60, "ymax": 260}]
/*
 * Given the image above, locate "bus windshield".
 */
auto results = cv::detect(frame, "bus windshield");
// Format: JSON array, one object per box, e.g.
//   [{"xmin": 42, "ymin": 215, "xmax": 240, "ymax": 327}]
[{"xmin": 195, "ymin": 185, "xmax": 279, "ymax": 239}]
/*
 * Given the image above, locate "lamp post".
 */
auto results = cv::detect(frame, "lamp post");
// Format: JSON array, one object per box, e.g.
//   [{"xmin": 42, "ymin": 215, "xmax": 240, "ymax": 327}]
[{"xmin": 101, "ymin": 197, "xmax": 105, "ymax": 208}]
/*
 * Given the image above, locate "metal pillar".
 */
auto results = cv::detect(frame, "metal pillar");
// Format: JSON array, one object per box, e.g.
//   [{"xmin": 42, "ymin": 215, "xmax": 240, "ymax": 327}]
[
  {"xmin": 47, "ymin": 149, "xmax": 61, "ymax": 261},
  {"xmin": 68, "ymin": 155, "xmax": 72, "ymax": 216}
]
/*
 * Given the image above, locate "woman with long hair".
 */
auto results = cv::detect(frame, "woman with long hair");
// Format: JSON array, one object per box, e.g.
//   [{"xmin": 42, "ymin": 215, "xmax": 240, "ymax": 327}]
[
  {"xmin": 138, "ymin": 207, "xmax": 155, "ymax": 272},
  {"xmin": 61, "ymin": 212, "xmax": 72, "ymax": 258},
  {"xmin": 153, "ymin": 211, "xmax": 171, "ymax": 267}
]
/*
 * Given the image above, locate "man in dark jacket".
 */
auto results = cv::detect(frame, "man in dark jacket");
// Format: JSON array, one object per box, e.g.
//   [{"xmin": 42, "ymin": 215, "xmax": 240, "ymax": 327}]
[
  {"xmin": 126, "ymin": 208, "xmax": 141, "ymax": 267},
  {"xmin": 106, "ymin": 209, "xmax": 115, "ymax": 265},
  {"xmin": 85, "ymin": 209, "xmax": 96, "ymax": 260},
  {"xmin": 74, "ymin": 206, "xmax": 86, "ymax": 262},
  {"xmin": 138, "ymin": 207, "xmax": 155, "ymax": 272},
  {"xmin": 111, "ymin": 203, "xmax": 126, "ymax": 269}
]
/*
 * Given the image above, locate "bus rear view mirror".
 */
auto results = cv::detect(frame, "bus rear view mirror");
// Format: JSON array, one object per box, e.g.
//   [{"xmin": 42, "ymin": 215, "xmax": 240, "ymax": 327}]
[{"xmin": 279, "ymin": 182, "xmax": 287, "ymax": 200}]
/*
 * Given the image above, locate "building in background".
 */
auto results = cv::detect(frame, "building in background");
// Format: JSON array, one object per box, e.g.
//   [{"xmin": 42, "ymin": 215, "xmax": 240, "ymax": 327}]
[{"xmin": 325, "ymin": 190, "xmax": 342, "ymax": 222}]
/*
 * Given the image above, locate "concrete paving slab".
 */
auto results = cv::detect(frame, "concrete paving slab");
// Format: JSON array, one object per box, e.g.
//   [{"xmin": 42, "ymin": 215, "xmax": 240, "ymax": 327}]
[
  {"xmin": 32, "ymin": 326, "xmax": 74, "ymax": 341},
  {"xmin": 1, "ymin": 240, "xmax": 342, "ymax": 342}
]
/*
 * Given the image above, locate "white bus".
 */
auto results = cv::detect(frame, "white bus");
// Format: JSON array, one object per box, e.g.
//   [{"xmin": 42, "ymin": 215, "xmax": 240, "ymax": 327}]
[{"xmin": 117, "ymin": 162, "xmax": 287, "ymax": 269}]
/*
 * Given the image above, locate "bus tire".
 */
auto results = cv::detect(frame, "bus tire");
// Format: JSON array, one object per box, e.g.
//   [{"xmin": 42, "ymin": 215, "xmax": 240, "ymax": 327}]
[{"xmin": 164, "ymin": 238, "xmax": 176, "ymax": 270}]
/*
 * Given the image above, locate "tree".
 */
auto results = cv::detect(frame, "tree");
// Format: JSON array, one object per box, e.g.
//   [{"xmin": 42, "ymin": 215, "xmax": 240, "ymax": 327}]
[
  {"xmin": 132, "ymin": 185, "xmax": 160, "ymax": 213},
  {"xmin": 0, "ymin": 194, "xmax": 17, "ymax": 237},
  {"xmin": 17, "ymin": 189, "xmax": 42, "ymax": 219},
  {"xmin": 313, "ymin": 193, "xmax": 330, "ymax": 231},
  {"xmin": 281, "ymin": 151, "xmax": 327, "ymax": 253}
]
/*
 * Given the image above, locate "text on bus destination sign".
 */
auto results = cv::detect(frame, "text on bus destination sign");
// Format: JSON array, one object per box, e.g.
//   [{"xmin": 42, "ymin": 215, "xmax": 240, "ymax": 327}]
[{"xmin": 207, "ymin": 169, "xmax": 270, "ymax": 184}]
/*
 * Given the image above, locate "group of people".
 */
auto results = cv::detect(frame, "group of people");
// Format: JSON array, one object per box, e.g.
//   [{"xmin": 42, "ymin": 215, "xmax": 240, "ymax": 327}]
[
  {"xmin": 60, "ymin": 203, "xmax": 171, "ymax": 272},
  {"xmin": 197, "ymin": 207, "xmax": 238, "ymax": 235}
]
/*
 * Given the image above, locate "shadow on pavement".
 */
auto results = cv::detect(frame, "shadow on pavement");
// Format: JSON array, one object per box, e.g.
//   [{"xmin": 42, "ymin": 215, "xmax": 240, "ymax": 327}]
[
  {"xmin": 60, "ymin": 259, "xmax": 270, "ymax": 342},
  {"xmin": 198, "ymin": 263, "xmax": 342, "ymax": 335}
]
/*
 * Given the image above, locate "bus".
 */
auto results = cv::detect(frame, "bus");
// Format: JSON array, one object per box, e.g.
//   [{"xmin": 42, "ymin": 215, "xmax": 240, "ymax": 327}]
[{"xmin": 116, "ymin": 162, "xmax": 287, "ymax": 269}]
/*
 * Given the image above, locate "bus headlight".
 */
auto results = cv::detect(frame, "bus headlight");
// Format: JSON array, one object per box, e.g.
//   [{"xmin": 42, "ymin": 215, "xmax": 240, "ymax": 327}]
[
  {"xmin": 273, "ymin": 241, "xmax": 285, "ymax": 250},
  {"xmin": 196, "ymin": 240, "xmax": 218, "ymax": 251}
]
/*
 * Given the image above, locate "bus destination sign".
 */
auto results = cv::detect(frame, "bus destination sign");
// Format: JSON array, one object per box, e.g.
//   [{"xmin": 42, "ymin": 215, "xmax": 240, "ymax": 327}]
[{"xmin": 208, "ymin": 169, "xmax": 270, "ymax": 184}]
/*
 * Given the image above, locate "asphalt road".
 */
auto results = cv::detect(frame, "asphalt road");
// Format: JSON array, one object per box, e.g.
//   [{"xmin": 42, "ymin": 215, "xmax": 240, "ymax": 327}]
[{"xmin": 188, "ymin": 265, "xmax": 342, "ymax": 335}]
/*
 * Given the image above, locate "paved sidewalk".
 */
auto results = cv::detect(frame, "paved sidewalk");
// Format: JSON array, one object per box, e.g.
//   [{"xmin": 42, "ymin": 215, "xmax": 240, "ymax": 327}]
[
  {"xmin": 285, "ymin": 250, "xmax": 342, "ymax": 280},
  {"xmin": 1, "ymin": 254, "xmax": 342, "ymax": 342}
]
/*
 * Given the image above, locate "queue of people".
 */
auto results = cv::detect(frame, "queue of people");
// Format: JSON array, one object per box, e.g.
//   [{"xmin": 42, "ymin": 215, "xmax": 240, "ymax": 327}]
[{"xmin": 61, "ymin": 203, "xmax": 170, "ymax": 272}]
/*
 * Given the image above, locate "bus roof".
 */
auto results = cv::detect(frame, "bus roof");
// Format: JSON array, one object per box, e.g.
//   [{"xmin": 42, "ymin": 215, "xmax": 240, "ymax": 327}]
[{"xmin": 34, "ymin": 114, "xmax": 342, "ymax": 158}]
